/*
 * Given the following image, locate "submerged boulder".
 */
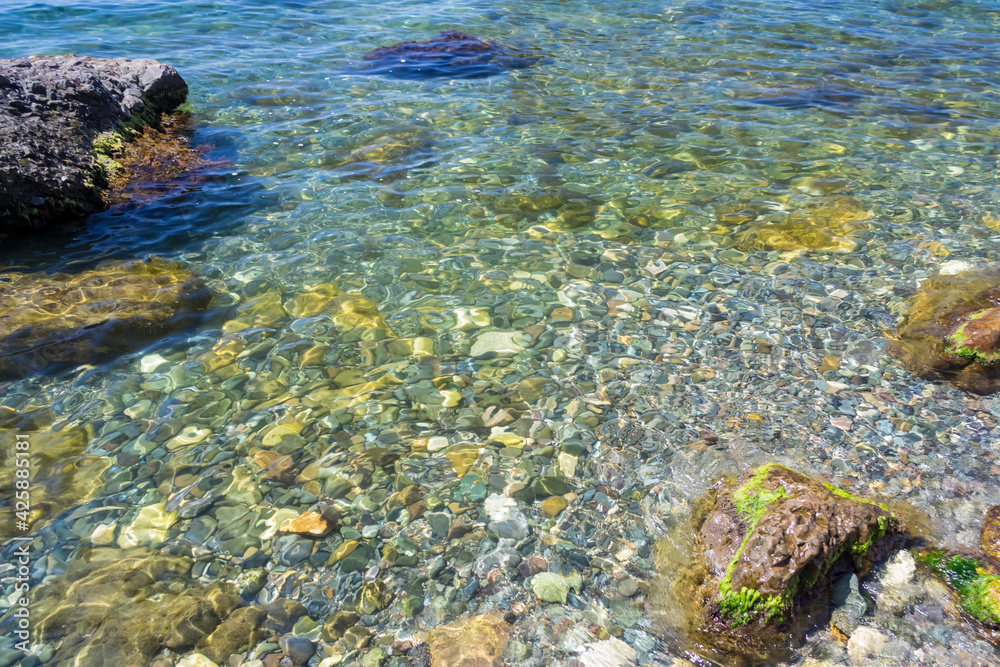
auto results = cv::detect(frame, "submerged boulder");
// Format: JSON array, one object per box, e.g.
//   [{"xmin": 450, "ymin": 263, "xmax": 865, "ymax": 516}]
[
  {"xmin": 0, "ymin": 258, "xmax": 211, "ymax": 379},
  {"xmin": 0, "ymin": 55, "xmax": 189, "ymax": 227},
  {"xmin": 686, "ymin": 463, "xmax": 903, "ymax": 656},
  {"xmin": 425, "ymin": 613, "xmax": 510, "ymax": 667},
  {"xmin": 886, "ymin": 266, "xmax": 1000, "ymax": 394},
  {"xmin": 356, "ymin": 30, "xmax": 535, "ymax": 80},
  {"xmin": 30, "ymin": 549, "xmax": 306, "ymax": 666},
  {"xmin": 732, "ymin": 194, "xmax": 869, "ymax": 253}
]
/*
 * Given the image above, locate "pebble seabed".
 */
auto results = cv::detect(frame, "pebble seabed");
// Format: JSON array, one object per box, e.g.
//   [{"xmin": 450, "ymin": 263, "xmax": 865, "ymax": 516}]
[{"xmin": 3, "ymin": 0, "xmax": 1000, "ymax": 666}]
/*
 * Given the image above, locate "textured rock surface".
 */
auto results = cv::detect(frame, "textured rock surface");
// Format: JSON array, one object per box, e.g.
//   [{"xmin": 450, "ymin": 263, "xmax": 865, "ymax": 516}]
[
  {"xmin": 983, "ymin": 506, "xmax": 1000, "ymax": 562},
  {"xmin": 696, "ymin": 463, "xmax": 903, "ymax": 629},
  {"xmin": 356, "ymin": 31, "xmax": 536, "ymax": 80},
  {"xmin": 0, "ymin": 258, "xmax": 211, "ymax": 379},
  {"xmin": 0, "ymin": 55, "xmax": 188, "ymax": 227},
  {"xmin": 887, "ymin": 267, "xmax": 1000, "ymax": 394}
]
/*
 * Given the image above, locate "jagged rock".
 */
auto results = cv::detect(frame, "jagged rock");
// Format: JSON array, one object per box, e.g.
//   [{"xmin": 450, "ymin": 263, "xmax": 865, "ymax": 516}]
[
  {"xmin": 0, "ymin": 55, "xmax": 188, "ymax": 226},
  {"xmin": 678, "ymin": 463, "xmax": 903, "ymax": 660},
  {"xmin": 0, "ymin": 258, "xmax": 211, "ymax": 379},
  {"xmin": 355, "ymin": 30, "xmax": 536, "ymax": 80},
  {"xmin": 887, "ymin": 266, "xmax": 1000, "ymax": 394}
]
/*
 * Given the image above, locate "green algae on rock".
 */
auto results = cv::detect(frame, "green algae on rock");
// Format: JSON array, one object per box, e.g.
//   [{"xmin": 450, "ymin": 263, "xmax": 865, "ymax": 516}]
[
  {"xmin": 689, "ymin": 463, "xmax": 903, "ymax": 652},
  {"xmin": 916, "ymin": 551, "xmax": 1000, "ymax": 628},
  {"xmin": 98, "ymin": 110, "xmax": 213, "ymax": 206},
  {"xmin": 0, "ymin": 55, "xmax": 189, "ymax": 227},
  {"xmin": 887, "ymin": 266, "xmax": 1000, "ymax": 394},
  {"xmin": 0, "ymin": 258, "xmax": 211, "ymax": 379}
]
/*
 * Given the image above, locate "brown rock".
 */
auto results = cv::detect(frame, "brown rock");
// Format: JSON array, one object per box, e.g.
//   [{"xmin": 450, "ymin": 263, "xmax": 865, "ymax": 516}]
[
  {"xmin": 254, "ymin": 451, "xmax": 298, "ymax": 485},
  {"xmin": 982, "ymin": 505, "xmax": 1000, "ymax": 562},
  {"xmin": 887, "ymin": 267, "xmax": 1000, "ymax": 394},
  {"xmin": 700, "ymin": 464, "xmax": 902, "ymax": 620},
  {"xmin": 263, "ymin": 653, "xmax": 291, "ymax": 667},
  {"xmin": 447, "ymin": 517, "xmax": 476, "ymax": 540},
  {"xmin": 947, "ymin": 307, "xmax": 1000, "ymax": 364},
  {"xmin": 263, "ymin": 599, "xmax": 308, "ymax": 635},
  {"xmin": 673, "ymin": 462, "xmax": 904, "ymax": 663},
  {"xmin": 517, "ymin": 556, "xmax": 548, "ymax": 578},
  {"xmin": 198, "ymin": 605, "xmax": 267, "ymax": 664},
  {"xmin": 426, "ymin": 614, "xmax": 510, "ymax": 667},
  {"xmin": 279, "ymin": 512, "xmax": 333, "ymax": 538},
  {"xmin": 30, "ymin": 550, "xmax": 243, "ymax": 667}
]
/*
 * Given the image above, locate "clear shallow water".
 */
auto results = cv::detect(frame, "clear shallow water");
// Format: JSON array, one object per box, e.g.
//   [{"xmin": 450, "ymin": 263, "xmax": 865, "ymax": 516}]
[{"xmin": 3, "ymin": 0, "xmax": 1000, "ymax": 665}]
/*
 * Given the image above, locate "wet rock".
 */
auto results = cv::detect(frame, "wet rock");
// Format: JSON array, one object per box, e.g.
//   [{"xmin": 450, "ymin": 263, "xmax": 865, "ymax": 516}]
[
  {"xmin": 830, "ymin": 574, "xmax": 867, "ymax": 636},
  {"xmin": 846, "ymin": 626, "xmax": 888, "ymax": 665},
  {"xmin": 680, "ymin": 463, "xmax": 903, "ymax": 657},
  {"xmin": 887, "ymin": 267, "xmax": 1000, "ymax": 394},
  {"xmin": 198, "ymin": 605, "xmax": 267, "ymax": 664},
  {"xmin": 0, "ymin": 258, "xmax": 211, "ymax": 380},
  {"xmin": 0, "ymin": 55, "xmax": 188, "ymax": 226},
  {"xmin": 426, "ymin": 614, "xmax": 510, "ymax": 667},
  {"xmin": 0, "ymin": 425, "xmax": 104, "ymax": 534},
  {"xmin": 354, "ymin": 30, "xmax": 535, "ymax": 80},
  {"xmin": 100, "ymin": 111, "xmax": 212, "ymax": 206},
  {"xmin": 279, "ymin": 511, "xmax": 335, "ymax": 538},
  {"xmin": 175, "ymin": 655, "xmax": 218, "ymax": 667},
  {"xmin": 982, "ymin": 506, "xmax": 1000, "ymax": 561},
  {"xmin": 322, "ymin": 611, "xmax": 359, "ymax": 643},
  {"xmin": 279, "ymin": 635, "xmax": 315, "ymax": 667},
  {"xmin": 485, "ymin": 493, "xmax": 529, "ymax": 541},
  {"xmin": 916, "ymin": 550, "xmax": 1000, "ymax": 627},
  {"xmin": 31, "ymin": 550, "xmax": 245, "ymax": 667},
  {"xmin": 733, "ymin": 195, "xmax": 868, "ymax": 253},
  {"xmin": 540, "ymin": 496, "xmax": 568, "ymax": 517},
  {"xmin": 578, "ymin": 638, "xmax": 638, "ymax": 667},
  {"xmin": 517, "ymin": 556, "xmax": 548, "ymax": 578},
  {"xmin": 531, "ymin": 475, "xmax": 571, "ymax": 497},
  {"xmin": 530, "ymin": 571, "xmax": 582, "ymax": 604},
  {"xmin": 474, "ymin": 540, "xmax": 522, "ymax": 577}
]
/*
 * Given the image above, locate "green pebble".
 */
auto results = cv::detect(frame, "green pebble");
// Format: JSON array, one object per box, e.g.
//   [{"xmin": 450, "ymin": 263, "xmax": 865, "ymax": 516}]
[
  {"xmin": 532, "ymin": 475, "xmax": 571, "ymax": 497},
  {"xmin": 323, "ymin": 611, "xmax": 360, "ymax": 642},
  {"xmin": 401, "ymin": 595, "xmax": 424, "ymax": 618},
  {"xmin": 361, "ymin": 647, "xmax": 387, "ymax": 667}
]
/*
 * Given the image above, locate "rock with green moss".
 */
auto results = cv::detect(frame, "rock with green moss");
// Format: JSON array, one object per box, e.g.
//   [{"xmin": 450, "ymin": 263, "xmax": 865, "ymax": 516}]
[
  {"xmin": 695, "ymin": 463, "xmax": 904, "ymax": 632},
  {"xmin": 888, "ymin": 267, "xmax": 1000, "ymax": 394},
  {"xmin": 917, "ymin": 550, "xmax": 1000, "ymax": 628},
  {"xmin": 0, "ymin": 55, "xmax": 188, "ymax": 227}
]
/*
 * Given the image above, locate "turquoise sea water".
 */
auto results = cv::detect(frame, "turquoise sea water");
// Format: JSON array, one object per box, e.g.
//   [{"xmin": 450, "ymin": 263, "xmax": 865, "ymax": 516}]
[{"xmin": 4, "ymin": 0, "xmax": 1000, "ymax": 665}]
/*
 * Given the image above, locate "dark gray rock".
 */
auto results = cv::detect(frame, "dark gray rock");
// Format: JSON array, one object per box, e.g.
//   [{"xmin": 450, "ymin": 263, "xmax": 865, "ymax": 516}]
[{"xmin": 0, "ymin": 55, "xmax": 188, "ymax": 227}]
